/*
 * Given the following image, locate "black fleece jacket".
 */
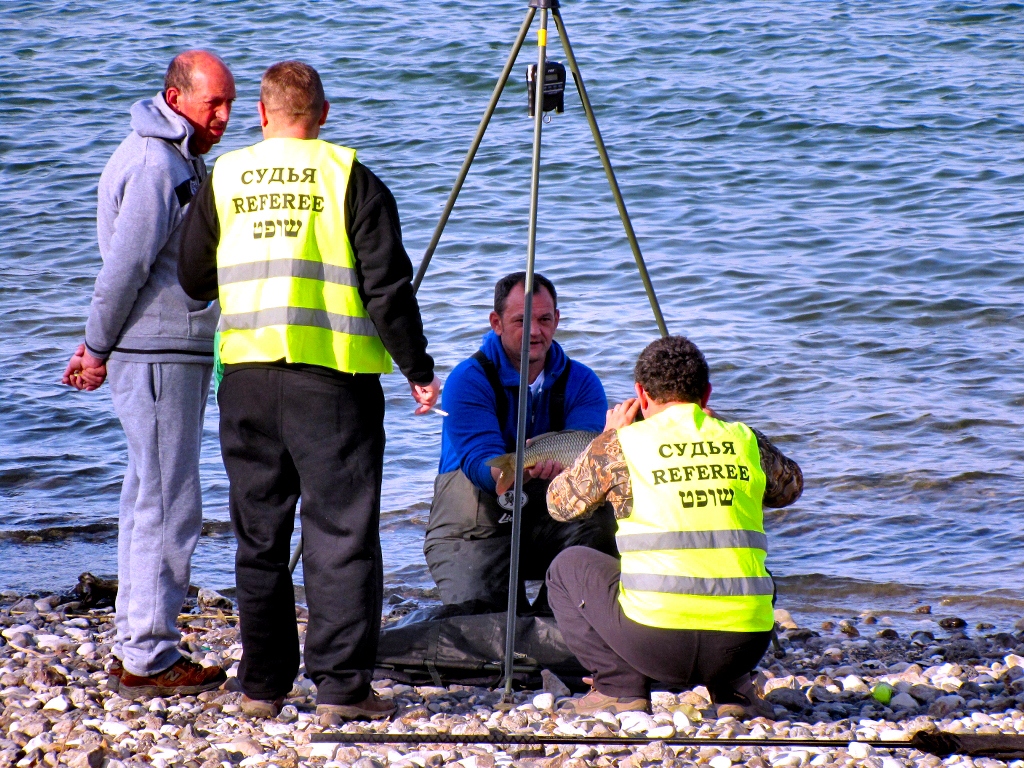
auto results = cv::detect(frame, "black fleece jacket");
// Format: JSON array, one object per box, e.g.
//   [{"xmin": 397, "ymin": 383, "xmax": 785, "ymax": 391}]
[{"xmin": 178, "ymin": 159, "xmax": 434, "ymax": 384}]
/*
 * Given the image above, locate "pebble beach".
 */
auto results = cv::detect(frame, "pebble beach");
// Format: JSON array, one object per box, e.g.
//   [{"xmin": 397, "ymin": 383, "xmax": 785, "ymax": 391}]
[{"xmin": 3, "ymin": 591, "xmax": 1024, "ymax": 768}]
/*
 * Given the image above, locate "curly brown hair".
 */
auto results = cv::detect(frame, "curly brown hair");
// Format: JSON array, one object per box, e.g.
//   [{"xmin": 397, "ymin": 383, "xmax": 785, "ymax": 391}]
[{"xmin": 634, "ymin": 336, "xmax": 709, "ymax": 404}]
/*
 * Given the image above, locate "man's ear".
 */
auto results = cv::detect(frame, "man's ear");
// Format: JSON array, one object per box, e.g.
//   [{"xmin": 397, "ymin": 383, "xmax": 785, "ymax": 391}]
[
  {"xmin": 489, "ymin": 310, "xmax": 502, "ymax": 335},
  {"xmin": 165, "ymin": 87, "xmax": 182, "ymax": 113},
  {"xmin": 552, "ymin": 308, "xmax": 560, "ymax": 331},
  {"xmin": 319, "ymin": 100, "xmax": 330, "ymax": 127},
  {"xmin": 701, "ymin": 382, "xmax": 712, "ymax": 409},
  {"xmin": 635, "ymin": 382, "xmax": 649, "ymax": 410},
  {"xmin": 257, "ymin": 101, "xmax": 269, "ymax": 128}
]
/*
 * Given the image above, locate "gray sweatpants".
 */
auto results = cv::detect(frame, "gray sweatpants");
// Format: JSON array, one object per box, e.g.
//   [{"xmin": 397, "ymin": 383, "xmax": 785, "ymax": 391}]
[{"xmin": 107, "ymin": 360, "xmax": 212, "ymax": 676}]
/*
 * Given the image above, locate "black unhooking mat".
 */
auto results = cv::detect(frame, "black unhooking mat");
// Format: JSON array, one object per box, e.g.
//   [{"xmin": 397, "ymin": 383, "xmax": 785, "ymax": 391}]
[{"xmin": 374, "ymin": 606, "xmax": 588, "ymax": 691}]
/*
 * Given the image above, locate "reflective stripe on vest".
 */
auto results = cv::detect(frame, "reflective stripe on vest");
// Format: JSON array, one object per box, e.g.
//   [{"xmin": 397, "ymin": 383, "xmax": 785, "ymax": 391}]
[
  {"xmin": 615, "ymin": 403, "xmax": 774, "ymax": 632},
  {"xmin": 211, "ymin": 138, "xmax": 392, "ymax": 374}
]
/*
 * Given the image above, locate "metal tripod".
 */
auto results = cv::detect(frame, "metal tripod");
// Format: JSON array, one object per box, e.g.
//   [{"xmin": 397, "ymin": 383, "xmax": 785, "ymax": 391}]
[{"xmin": 290, "ymin": 0, "xmax": 669, "ymax": 702}]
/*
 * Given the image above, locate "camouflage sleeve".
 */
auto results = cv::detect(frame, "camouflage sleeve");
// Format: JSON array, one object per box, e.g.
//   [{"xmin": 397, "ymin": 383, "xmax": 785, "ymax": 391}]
[
  {"xmin": 751, "ymin": 428, "xmax": 804, "ymax": 508},
  {"xmin": 546, "ymin": 430, "xmax": 633, "ymax": 522}
]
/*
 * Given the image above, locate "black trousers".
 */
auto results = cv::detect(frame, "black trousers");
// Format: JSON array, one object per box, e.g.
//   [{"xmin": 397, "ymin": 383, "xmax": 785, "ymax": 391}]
[
  {"xmin": 218, "ymin": 367, "xmax": 385, "ymax": 705},
  {"xmin": 546, "ymin": 547, "xmax": 771, "ymax": 699},
  {"xmin": 424, "ymin": 470, "xmax": 618, "ymax": 612}
]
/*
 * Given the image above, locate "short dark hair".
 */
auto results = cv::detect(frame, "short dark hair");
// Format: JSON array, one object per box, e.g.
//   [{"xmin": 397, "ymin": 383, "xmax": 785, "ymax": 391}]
[
  {"xmin": 493, "ymin": 272, "xmax": 557, "ymax": 316},
  {"xmin": 260, "ymin": 61, "xmax": 325, "ymax": 118},
  {"xmin": 634, "ymin": 336, "xmax": 710, "ymax": 404}
]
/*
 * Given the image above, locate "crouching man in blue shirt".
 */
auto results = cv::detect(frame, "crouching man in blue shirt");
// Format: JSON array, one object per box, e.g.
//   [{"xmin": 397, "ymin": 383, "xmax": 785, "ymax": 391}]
[{"xmin": 425, "ymin": 272, "xmax": 618, "ymax": 613}]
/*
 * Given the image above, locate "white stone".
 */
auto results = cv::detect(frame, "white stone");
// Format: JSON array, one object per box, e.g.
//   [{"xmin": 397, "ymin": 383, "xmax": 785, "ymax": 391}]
[
  {"xmin": 651, "ymin": 691, "xmax": 676, "ymax": 708},
  {"xmin": 532, "ymin": 692, "xmax": 554, "ymax": 710},
  {"xmin": 239, "ymin": 757, "xmax": 268, "ymax": 767},
  {"xmin": 848, "ymin": 742, "xmax": 874, "ymax": 759},
  {"xmin": 881, "ymin": 758, "xmax": 904, "ymax": 768},
  {"xmin": 880, "ymin": 729, "xmax": 911, "ymax": 742},
  {"xmin": 672, "ymin": 710, "xmax": 692, "ymax": 731},
  {"xmin": 23, "ymin": 734, "xmax": 54, "ymax": 754},
  {"xmin": 309, "ymin": 743, "xmax": 337, "ymax": 759},
  {"xmin": 42, "ymin": 695, "xmax": 70, "ymax": 712},
  {"xmin": 710, "ymin": 756, "xmax": 733, "ymax": 768},
  {"xmin": 34, "ymin": 634, "xmax": 72, "ymax": 651},
  {"xmin": 1006, "ymin": 655, "xmax": 1024, "ymax": 669},
  {"xmin": 100, "ymin": 722, "xmax": 131, "ymax": 738},
  {"xmin": 842, "ymin": 675, "xmax": 869, "ymax": 692},
  {"xmin": 765, "ymin": 676, "xmax": 797, "ymax": 694},
  {"xmin": 647, "ymin": 724, "xmax": 675, "ymax": 739},
  {"xmin": 594, "ymin": 711, "xmax": 619, "ymax": 728},
  {"xmin": 889, "ymin": 693, "xmax": 919, "ymax": 710},
  {"xmin": 76, "ymin": 642, "xmax": 97, "ymax": 656},
  {"xmin": 1, "ymin": 624, "xmax": 36, "ymax": 639},
  {"xmin": 810, "ymin": 755, "xmax": 829, "ymax": 766},
  {"xmin": 618, "ymin": 711, "xmax": 654, "ymax": 734},
  {"xmin": 774, "ymin": 608, "xmax": 798, "ymax": 630},
  {"xmin": 34, "ymin": 596, "xmax": 60, "ymax": 612},
  {"xmin": 554, "ymin": 720, "xmax": 588, "ymax": 737},
  {"xmin": 771, "ymin": 751, "xmax": 808, "ymax": 768}
]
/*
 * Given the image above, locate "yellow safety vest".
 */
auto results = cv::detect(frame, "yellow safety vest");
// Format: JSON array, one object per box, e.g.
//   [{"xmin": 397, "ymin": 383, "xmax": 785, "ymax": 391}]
[
  {"xmin": 211, "ymin": 138, "xmax": 392, "ymax": 374},
  {"xmin": 616, "ymin": 403, "xmax": 774, "ymax": 632}
]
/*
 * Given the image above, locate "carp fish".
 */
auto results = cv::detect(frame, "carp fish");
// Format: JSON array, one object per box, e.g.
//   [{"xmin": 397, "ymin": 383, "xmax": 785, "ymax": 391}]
[{"xmin": 486, "ymin": 429, "xmax": 601, "ymax": 495}]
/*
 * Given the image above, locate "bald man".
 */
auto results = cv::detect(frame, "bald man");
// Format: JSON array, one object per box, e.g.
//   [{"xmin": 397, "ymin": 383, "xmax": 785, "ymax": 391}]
[{"xmin": 63, "ymin": 50, "xmax": 235, "ymax": 698}]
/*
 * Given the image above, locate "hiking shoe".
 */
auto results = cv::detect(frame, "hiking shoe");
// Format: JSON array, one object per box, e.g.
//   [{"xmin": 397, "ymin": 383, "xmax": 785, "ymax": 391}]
[
  {"xmin": 317, "ymin": 691, "xmax": 396, "ymax": 724},
  {"xmin": 557, "ymin": 688, "xmax": 649, "ymax": 716},
  {"xmin": 119, "ymin": 658, "xmax": 226, "ymax": 699},
  {"xmin": 241, "ymin": 695, "xmax": 285, "ymax": 718},
  {"xmin": 713, "ymin": 673, "xmax": 776, "ymax": 720}
]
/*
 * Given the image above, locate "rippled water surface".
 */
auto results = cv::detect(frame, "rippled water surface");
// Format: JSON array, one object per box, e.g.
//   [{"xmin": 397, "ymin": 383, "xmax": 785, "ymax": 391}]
[{"xmin": 2, "ymin": 0, "xmax": 1023, "ymax": 629}]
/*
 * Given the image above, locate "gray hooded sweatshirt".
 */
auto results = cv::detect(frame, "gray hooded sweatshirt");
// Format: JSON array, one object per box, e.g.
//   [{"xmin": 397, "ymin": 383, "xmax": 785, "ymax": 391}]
[{"xmin": 84, "ymin": 92, "xmax": 219, "ymax": 363}]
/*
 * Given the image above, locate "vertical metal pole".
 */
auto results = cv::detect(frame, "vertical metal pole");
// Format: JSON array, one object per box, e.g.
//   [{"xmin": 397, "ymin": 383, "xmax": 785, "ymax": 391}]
[
  {"xmin": 502, "ymin": 5, "xmax": 549, "ymax": 702},
  {"xmin": 289, "ymin": 15, "xmax": 536, "ymax": 574},
  {"xmin": 412, "ymin": 8, "xmax": 537, "ymax": 292},
  {"xmin": 552, "ymin": 9, "xmax": 669, "ymax": 337}
]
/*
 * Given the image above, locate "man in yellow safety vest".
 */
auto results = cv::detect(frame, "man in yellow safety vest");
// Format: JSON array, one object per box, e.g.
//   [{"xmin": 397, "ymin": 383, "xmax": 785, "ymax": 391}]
[
  {"xmin": 545, "ymin": 336, "xmax": 803, "ymax": 717},
  {"xmin": 178, "ymin": 61, "xmax": 440, "ymax": 722}
]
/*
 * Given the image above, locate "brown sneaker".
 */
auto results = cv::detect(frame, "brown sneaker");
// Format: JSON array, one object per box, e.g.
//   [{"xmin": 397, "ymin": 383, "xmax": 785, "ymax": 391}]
[
  {"xmin": 119, "ymin": 658, "xmax": 226, "ymax": 699},
  {"xmin": 713, "ymin": 673, "xmax": 776, "ymax": 720},
  {"xmin": 241, "ymin": 695, "xmax": 285, "ymax": 718},
  {"xmin": 317, "ymin": 691, "xmax": 396, "ymax": 724},
  {"xmin": 557, "ymin": 688, "xmax": 649, "ymax": 716}
]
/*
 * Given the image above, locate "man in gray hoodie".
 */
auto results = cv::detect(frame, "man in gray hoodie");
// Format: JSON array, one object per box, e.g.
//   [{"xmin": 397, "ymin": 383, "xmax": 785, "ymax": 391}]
[{"xmin": 62, "ymin": 50, "xmax": 235, "ymax": 698}]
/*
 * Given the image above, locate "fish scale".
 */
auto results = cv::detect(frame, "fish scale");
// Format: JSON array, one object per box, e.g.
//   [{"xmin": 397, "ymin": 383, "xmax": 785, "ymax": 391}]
[{"xmin": 486, "ymin": 430, "xmax": 601, "ymax": 495}]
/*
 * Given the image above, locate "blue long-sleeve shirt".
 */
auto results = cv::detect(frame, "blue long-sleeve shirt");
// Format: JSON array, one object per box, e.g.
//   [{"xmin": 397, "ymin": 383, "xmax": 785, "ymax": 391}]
[{"xmin": 438, "ymin": 331, "xmax": 607, "ymax": 494}]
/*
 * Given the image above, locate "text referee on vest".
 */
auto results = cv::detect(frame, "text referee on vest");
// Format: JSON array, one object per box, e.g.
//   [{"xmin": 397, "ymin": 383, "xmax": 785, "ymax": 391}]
[
  {"xmin": 545, "ymin": 336, "xmax": 803, "ymax": 717},
  {"xmin": 178, "ymin": 61, "xmax": 440, "ymax": 722}
]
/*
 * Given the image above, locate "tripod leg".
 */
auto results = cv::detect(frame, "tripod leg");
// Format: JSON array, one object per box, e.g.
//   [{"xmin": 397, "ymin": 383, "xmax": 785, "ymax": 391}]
[
  {"xmin": 502, "ymin": 5, "xmax": 549, "ymax": 702},
  {"xmin": 552, "ymin": 9, "xmax": 669, "ymax": 337},
  {"xmin": 412, "ymin": 7, "xmax": 537, "ymax": 292}
]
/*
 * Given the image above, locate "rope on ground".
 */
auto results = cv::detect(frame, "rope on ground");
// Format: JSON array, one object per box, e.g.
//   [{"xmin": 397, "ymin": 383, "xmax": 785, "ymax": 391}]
[{"xmin": 312, "ymin": 732, "xmax": 886, "ymax": 748}]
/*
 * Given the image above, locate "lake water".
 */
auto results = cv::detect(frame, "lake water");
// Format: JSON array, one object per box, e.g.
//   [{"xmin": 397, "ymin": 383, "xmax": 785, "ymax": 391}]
[{"xmin": 2, "ymin": 0, "xmax": 1024, "ymax": 633}]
